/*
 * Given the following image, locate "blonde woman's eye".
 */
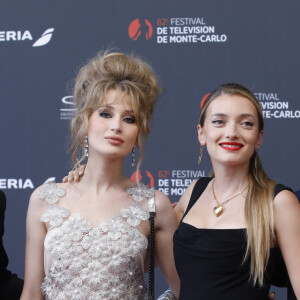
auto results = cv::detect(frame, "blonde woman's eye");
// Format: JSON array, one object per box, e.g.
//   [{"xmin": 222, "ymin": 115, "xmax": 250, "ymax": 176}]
[
  {"xmin": 99, "ymin": 111, "xmax": 111, "ymax": 118},
  {"xmin": 123, "ymin": 117, "xmax": 136, "ymax": 124}
]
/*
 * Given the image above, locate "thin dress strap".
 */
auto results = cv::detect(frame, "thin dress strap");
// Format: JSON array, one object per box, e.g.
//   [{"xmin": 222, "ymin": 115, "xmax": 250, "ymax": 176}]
[
  {"xmin": 147, "ymin": 189, "xmax": 156, "ymax": 214},
  {"xmin": 274, "ymin": 184, "xmax": 293, "ymax": 198},
  {"xmin": 181, "ymin": 177, "xmax": 212, "ymax": 221}
]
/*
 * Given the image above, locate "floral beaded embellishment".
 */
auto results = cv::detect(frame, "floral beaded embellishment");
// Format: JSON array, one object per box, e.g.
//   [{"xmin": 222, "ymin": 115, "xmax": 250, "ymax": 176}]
[
  {"xmin": 37, "ymin": 182, "xmax": 65, "ymax": 204},
  {"xmin": 40, "ymin": 205, "xmax": 70, "ymax": 227},
  {"xmin": 126, "ymin": 184, "xmax": 154, "ymax": 202},
  {"xmin": 121, "ymin": 203, "xmax": 149, "ymax": 227},
  {"xmin": 40, "ymin": 182, "xmax": 152, "ymax": 299},
  {"xmin": 61, "ymin": 214, "xmax": 91, "ymax": 242}
]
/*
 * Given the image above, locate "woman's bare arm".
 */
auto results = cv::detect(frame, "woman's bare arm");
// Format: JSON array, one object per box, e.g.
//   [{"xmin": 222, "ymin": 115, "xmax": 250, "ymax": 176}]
[
  {"xmin": 154, "ymin": 190, "xmax": 180, "ymax": 298},
  {"xmin": 274, "ymin": 189, "xmax": 300, "ymax": 298},
  {"xmin": 20, "ymin": 188, "xmax": 47, "ymax": 300},
  {"xmin": 173, "ymin": 180, "xmax": 197, "ymax": 223}
]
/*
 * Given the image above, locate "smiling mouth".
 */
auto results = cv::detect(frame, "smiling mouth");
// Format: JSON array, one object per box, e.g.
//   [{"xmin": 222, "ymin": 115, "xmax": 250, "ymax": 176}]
[{"xmin": 219, "ymin": 143, "xmax": 243, "ymax": 151}]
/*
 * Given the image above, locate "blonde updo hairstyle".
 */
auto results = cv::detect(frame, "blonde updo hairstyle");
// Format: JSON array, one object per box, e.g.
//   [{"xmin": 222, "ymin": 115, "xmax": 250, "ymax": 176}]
[
  {"xmin": 70, "ymin": 51, "xmax": 161, "ymax": 177},
  {"xmin": 199, "ymin": 83, "xmax": 276, "ymax": 286}
]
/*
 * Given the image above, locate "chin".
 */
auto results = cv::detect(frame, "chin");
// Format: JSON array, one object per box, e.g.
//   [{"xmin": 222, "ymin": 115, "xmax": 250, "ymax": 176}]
[{"xmin": 223, "ymin": 158, "xmax": 251, "ymax": 167}]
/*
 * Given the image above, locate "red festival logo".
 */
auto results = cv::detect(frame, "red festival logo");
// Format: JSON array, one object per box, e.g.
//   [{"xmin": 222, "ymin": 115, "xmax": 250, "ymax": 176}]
[
  {"xmin": 128, "ymin": 18, "xmax": 153, "ymax": 41},
  {"xmin": 130, "ymin": 170, "xmax": 155, "ymax": 188}
]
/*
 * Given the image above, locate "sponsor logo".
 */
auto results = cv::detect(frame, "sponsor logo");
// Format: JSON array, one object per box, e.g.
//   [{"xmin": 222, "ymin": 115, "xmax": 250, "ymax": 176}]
[
  {"xmin": 60, "ymin": 96, "xmax": 77, "ymax": 120},
  {"xmin": 0, "ymin": 177, "xmax": 56, "ymax": 189},
  {"xmin": 0, "ymin": 30, "xmax": 32, "ymax": 41},
  {"xmin": 32, "ymin": 28, "xmax": 54, "ymax": 47},
  {"xmin": 255, "ymin": 92, "xmax": 300, "ymax": 119},
  {"xmin": 0, "ymin": 178, "xmax": 34, "ymax": 189},
  {"xmin": 128, "ymin": 19, "xmax": 153, "ymax": 41},
  {"xmin": 44, "ymin": 177, "xmax": 56, "ymax": 184},
  {"xmin": 158, "ymin": 169, "xmax": 205, "ymax": 196},
  {"xmin": 156, "ymin": 17, "xmax": 227, "ymax": 44},
  {"xmin": 131, "ymin": 169, "xmax": 206, "ymax": 198},
  {"xmin": 130, "ymin": 170, "xmax": 154, "ymax": 188},
  {"xmin": 0, "ymin": 28, "xmax": 54, "ymax": 47}
]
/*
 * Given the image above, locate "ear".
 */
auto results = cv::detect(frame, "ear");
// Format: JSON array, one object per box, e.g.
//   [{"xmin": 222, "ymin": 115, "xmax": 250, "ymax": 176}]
[
  {"xmin": 255, "ymin": 130, "xmax": 263, "ymax": 150},
  {"xmin": 197, "ymin": 124, "xmax": 206, "ymax": 146}
]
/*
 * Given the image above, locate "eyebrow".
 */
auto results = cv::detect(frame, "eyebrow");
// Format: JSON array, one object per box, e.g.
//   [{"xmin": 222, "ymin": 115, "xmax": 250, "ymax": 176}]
[
  {"xmin": 211, "ymin": 113, "xmax": 226, "ymax": 118},
  {"xmin": 211, "ymin": 113, "xmax": 255, "ymax": 119},
  {"xmin": 99, "ymin": 105, "xmax": 134, "ymax": 114}
]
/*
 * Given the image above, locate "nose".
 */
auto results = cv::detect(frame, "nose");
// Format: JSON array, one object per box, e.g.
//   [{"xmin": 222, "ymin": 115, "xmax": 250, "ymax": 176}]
[
  {"xmin": 225, "ymin": 122, "xmax": 238, "ymax": 139},
  {"xmin": 110, "ymin": 116, "xmax": 122, "ymax": 133}
]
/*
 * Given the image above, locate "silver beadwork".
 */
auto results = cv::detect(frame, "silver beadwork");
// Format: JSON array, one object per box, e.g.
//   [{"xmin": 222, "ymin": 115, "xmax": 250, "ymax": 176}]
[
  {"xmin": 157, "ymin": 288, "xmax": 177, "ymax": 300},
  {"xmin": 131, "ymin": 146, "xmax": 135, "ymax": 167},
  {"xmin": 121, "ymin": 204, "xmax": 149, "ymax": 227},
  {"xmin": 126, "ymin": 184, "xmax": 154, "ymax": 202},
  {"xmin": 84, "ymin": 135, "xmax": 89, "ymax": 157},
  {"xmin": 37, "ymin": 183, "xmax": 65, "ymax": 204},
  {"xmin": 40, "ymin": 183, "xmax": 153, "ymax": 299},
  {"xmin": 40, "ymin": 205, "xmax": 70, "ymax": 227}
]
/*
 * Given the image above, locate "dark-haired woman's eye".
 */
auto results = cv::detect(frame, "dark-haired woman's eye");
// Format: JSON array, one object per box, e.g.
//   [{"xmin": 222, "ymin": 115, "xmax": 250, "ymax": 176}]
[
  {"xmin": 212, "ymin": 119, "xmax": 224, "ymax": 126},
  {"xmin": 242, "ymin": 121, "xmax": 254, "ymax": 128}
]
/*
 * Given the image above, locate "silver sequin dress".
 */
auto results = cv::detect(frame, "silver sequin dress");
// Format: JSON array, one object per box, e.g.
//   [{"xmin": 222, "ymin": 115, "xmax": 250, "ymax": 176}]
[{"xmin": 38, "ymin": 183, "xmax": 153, "ymax": 300}]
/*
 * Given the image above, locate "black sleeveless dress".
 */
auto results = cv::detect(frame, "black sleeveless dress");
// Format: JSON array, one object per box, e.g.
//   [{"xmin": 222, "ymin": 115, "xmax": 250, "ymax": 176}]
[{"xmin": 173, "ymin": 177, "xmax": 296, "ymax": 300}]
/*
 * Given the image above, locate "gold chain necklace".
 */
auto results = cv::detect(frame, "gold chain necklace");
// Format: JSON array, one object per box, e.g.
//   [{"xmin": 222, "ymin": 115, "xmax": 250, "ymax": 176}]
[{"xmin": 212, "ymin": 179, "xmax": 248, "ymax": 217}]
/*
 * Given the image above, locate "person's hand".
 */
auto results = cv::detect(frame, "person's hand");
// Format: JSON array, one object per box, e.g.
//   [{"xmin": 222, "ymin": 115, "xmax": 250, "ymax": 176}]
[
  {"xmin": 267, "ymin": 292, "xmax": 275, "ymax": 300},
  {"xmin": 62, "ymin": 165, "xmax": 86, "ymax": 183}
]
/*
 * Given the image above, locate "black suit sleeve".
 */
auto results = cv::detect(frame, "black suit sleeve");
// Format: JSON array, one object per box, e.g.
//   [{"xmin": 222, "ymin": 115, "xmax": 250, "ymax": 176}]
[{"xmin": 0, "ymin": 191, "xmax": 9, "ymax": 272}]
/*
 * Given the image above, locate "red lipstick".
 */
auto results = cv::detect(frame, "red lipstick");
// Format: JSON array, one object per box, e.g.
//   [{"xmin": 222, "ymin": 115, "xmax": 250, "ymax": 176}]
[{"xmin": 219, "ymin": 142, "xmax": 243, "ymax": 151}]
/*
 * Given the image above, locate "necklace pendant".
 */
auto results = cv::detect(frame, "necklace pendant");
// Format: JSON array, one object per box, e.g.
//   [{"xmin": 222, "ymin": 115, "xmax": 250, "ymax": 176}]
[{"xmin": 213, "ymin": 205, "xmax": 223, "ymax": 217}]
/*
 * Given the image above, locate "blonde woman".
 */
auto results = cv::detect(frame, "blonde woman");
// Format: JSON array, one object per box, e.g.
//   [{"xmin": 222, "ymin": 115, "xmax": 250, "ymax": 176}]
[
  {"xmin": 20, "ymin": 51, "xmax": 179, "ymax": 300},
  {"xmin": 173, "ymin": 83, "xmax": 300, "ymax": 299}
]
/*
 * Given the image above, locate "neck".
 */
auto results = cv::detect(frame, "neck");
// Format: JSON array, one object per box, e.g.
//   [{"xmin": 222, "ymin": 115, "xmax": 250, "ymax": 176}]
[
  {"xmin": 78, "ymin": 154, "xmax": 129, "ymax": 194},
  {"xmin": 211, "ymin": 162, "xmax": 249, "ymax": 199}
]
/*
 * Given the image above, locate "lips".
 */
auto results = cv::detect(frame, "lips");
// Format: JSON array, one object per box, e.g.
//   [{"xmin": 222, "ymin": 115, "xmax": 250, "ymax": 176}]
[
  {"xmin": 219, "ymin": 142, "xmax": 243, "ymax": 151},
  {"xmin": 105, "ymin": 136, "xmax": 124, "ymax": 145}
]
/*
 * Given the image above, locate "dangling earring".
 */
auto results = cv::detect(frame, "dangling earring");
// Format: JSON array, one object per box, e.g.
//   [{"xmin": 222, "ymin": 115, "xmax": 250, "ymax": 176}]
[
  {"xmin": 198, "ymin": 145, "xmax": 204, "ymax": 165},
  {"xmin": 131, "ymin": 147, "xmax": 135, "ymax": 167},
  {"xmin": 84, "ymin": 136, "xmax": 89, "ymax": 157},
  {"xmin": 254, "ymin": 150, "xmax": 259, "ymax": 169}
]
